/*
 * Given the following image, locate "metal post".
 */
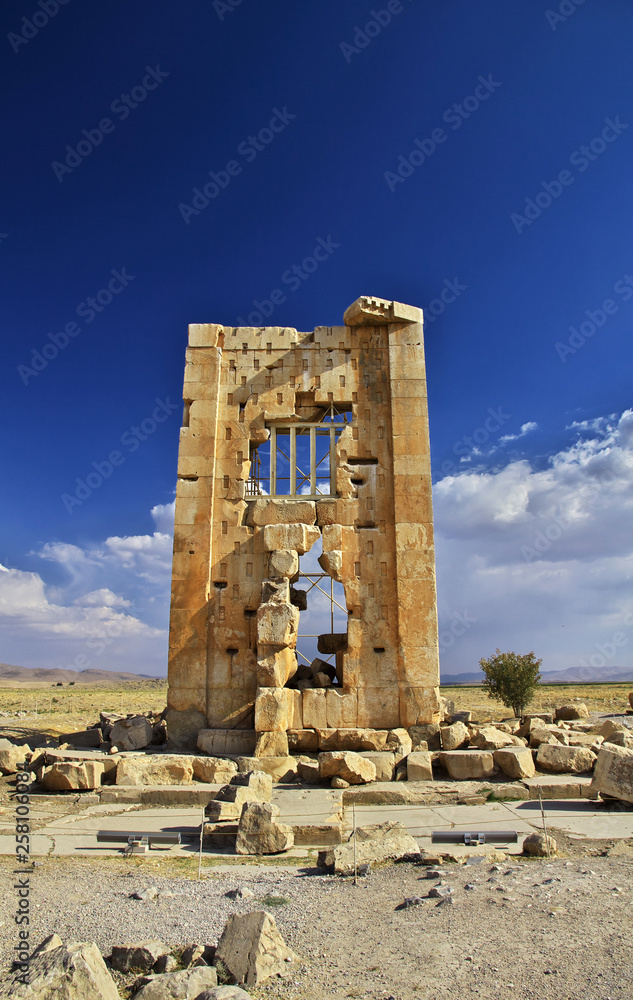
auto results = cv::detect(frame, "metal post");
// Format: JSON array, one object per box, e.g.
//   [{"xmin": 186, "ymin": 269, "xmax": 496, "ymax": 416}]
[
  {"xmin": 290, "ymin": 426, "xmax": 296, "ymax": 496},
  {"xmin": 353, "ymin": 803, "xmax": 357, "ymax": 885},
  {"xmin": 538, "ymin": 788, "xmax": 551, "ymax": 859},
  {"xmin": 309, "ymin": 428, "xmax": 316, "ymax": 496},
  {"xmin": 198, "ymin": 807, "xmax": 204, "ymax": 879},
  {"xmin": 270, "ymin": 426, "xmax": 277, "ymax": 496},
  {"xmin": 329, "ymin": 426, "xmax": 336, "ymax": 496}
]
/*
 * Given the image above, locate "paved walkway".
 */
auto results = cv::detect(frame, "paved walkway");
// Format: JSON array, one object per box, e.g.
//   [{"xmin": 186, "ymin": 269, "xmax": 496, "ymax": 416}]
[{"xmin": 0, "ymin": 786, "xmax": 630, "ymax": 858}]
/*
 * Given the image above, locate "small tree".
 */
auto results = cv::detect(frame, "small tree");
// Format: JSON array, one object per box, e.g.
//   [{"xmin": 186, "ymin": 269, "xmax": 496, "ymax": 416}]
[{"xmin": 479, "ymin": 648, "xmax": 542, "ymax": 719}]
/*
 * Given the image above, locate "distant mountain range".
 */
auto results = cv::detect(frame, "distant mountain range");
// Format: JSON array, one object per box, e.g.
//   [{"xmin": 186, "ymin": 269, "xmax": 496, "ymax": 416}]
[
  {"xmin": 0, "ymin": 663, "xmax": 161, "ymax": 685},
  {"xmin": 442, "ymin": 666, "xmax": 633, "ymax": 685}
]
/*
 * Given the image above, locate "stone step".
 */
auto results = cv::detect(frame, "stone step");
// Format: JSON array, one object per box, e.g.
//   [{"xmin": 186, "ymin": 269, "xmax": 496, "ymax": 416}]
[{"xmin": 99, "ymin": 784, "xmax": 221, "ymax": 805}]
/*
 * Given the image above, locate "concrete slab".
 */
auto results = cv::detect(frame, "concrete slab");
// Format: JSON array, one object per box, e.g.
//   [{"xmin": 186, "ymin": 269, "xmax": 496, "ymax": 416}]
[
  {"xmin": 510, "ymin": 799, "xmax": 633, "ymax": 840},
  {"xmin": 2, "ymin": 784, "xmax": 631, "ymax": 858}
]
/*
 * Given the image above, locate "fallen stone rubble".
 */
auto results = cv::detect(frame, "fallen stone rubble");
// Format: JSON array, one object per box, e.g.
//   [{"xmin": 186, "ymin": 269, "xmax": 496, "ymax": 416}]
[
  {"xmin": 1, "ymin": 701, "xmax": 632, "ymax": 817},
  {"xmin": 0, "ymin": 910, "xmax": 297, "ymax": 998}
]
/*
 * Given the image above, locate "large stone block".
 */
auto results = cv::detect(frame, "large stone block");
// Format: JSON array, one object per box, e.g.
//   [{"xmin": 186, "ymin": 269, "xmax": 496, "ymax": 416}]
[
  {"xmin": 439, "ymin": 721, "xmax": 470, "ymax": 751},
  {"xmin": 406, "ymin": 750, "xmax": 434, "ymax": 781},
  {"xmin": 471, "ymin": 726, "xmax": 526, "ymax": 751},
  {"xmin": 317, "ymin": 728, "xmax": 389, "ymax": 751},
  {"xmin": 317, "ymin": 632, "xmax": 348, "ymax": 654},
  {"xmin": 110, "ymin": 716, "xmax": 154, "ymax": 751},
  {"xmin": 439, "ymin": 750, "xmax": 495, "ymax": 780},
  {"xmin": 261, "ymin": 578, "xmax": 290, "ymax": 604},
  {"xmin": 254, "ymin": 731, "xmax": 289, "ymax": 757},
  {"xmin": 41, "ymin": 761, "xmax": 104, "ymax": 791},
  {"xmin": 257, "ymin": 646, "xmax": 297, "ymax": 687},
  {"xmin": 555, "ymin": 703, "xmax": 589, "ymax": 721},
  {"xmin": 205, "ymin": 770, "xmax": 273, "ymax": 820},
  {"xmin": 536, "ymin": 744, "xmax": 596, "ymax": 774},
  {"xmin": 318, "ymin": 549, "xmax": 343, "ymax": 582},
  {"xmin": 131, "ymin": 968, "xmax": 220, "ymax": 1000},
  {"xmin": 399, "ymin": 685, "xmax": 441, "ymax": 726},
  {"xmin": 320, "ymin": 820, "xmax": 421, "ymax": 874},
  {"xmin": 254, "ymin": 687, "xmax": 291, "ymax": 732},
  {"xmin": 197, "ymin": 729, "xmax": 257, "ymax": 756},
  {"xmin": 247, "ymin": 499, "xmax": 316, "ymax": 526},
  {"xmin": 493, "ymin": 746, "xmax": 536, "ymax": 780},
  {"xmin": 215, "ymin": 911, "xmax": 298, "ymax": 987},
  {"xmin": 318, "ymin": 750, "xmax": 376, "ymax": 784},
  {"xmin": 357, "ymin": 751, "xmax": 396, "ymax": 781},
  {"xmin": 357, "ymin": 686, "xmax": 400, "ymax": 729},
  {"xmin": 303, "ymin": 688, "xmax": 327, "ymax": 729},
  {"xmin": 115, "ymin": 755, "xmax": 194, "ymax": 786},
  {"xmin": 0, "ymin": 739, "xmax": 30, "ymax": 775},
  {"xmin": 192, "ymin": 756, "xmax": 238, "ymax": 783},
  {"xmin": 1, "ymin": 938, "xmax": 120, "ymax": 1000},
  {"xmin": 590, "ymin": 745, "xmax": 633, "ymax": 802},
  {"xmin": 256, "ymin": 602, "xmax": 300, "ymax": 648},
  {"xmin": 268, "ymin": 549, "xmax": 299, "ymax": 579},
  {"xmin": 410, "ymin": 723, "xmax": 440, "ymax": 751},
  {"xmin": 263, "ymin": 523, "xmax": 320, "ymax": 554},
  {"xmin": 237, "ymin": 755, "xmax": 299, "ymax": 782},
  {"xmin": 326, "ymin": 689, "xmax": 358, "ymax": 728},
  {"xmin": 236, "ymin": 801, "xmax": 294, "ymax": 854},
  {"xmin": 288, "ymin": 729, "xmax": 319, "ymax": 752}
]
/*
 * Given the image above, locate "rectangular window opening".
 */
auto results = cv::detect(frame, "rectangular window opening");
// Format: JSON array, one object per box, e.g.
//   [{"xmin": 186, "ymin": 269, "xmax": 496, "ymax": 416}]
[{"xmin": 246, "ymin": 408, "xmax": 352, "ymax": 498}]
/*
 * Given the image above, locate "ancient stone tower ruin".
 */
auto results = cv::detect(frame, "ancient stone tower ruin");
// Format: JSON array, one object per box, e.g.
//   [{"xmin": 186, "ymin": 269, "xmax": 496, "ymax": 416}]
[{"xmin": 167, "ymin": 296, "xmax": 440, "ymax": 751}]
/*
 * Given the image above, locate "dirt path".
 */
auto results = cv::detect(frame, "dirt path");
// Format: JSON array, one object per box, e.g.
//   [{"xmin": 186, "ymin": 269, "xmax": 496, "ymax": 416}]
[{"xmin": 1, "ymin": 844, "xmax": 631, "ymax": 1000}]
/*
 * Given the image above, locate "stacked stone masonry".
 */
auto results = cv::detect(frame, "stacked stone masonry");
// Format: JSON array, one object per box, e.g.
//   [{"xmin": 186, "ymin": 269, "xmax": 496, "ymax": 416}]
[{"xmin": 167, "ymin": 296, "xmax": 441, "ymax": 749}]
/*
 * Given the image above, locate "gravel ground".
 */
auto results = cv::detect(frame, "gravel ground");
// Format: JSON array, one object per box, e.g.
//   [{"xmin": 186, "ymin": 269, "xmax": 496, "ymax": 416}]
[{"xmin": 1, "ymin": 846, "xmax": 632, "ymax": 1000}]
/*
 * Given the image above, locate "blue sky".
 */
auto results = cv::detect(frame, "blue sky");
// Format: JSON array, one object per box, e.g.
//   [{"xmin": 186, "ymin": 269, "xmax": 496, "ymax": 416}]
[{"xmin": 1, "ymin": 0, "xmax": 632, "ymax": 679}]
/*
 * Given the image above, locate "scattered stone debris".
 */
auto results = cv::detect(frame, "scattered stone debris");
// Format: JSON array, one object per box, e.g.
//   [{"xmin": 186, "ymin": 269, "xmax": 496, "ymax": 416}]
[
  {"xmin": 429, "ymin": 884, "xmax": 454, "ymax": 898},
  {"xmin": 110, "ymin": 940, "xmax": 170, "ymax": 974},
  {"xmin": 129, "ymin": 886, "xmax": 159, "ymax": 902},
  {"xmin": 224, "ymin": 887, "xmax": 255, "ymax": 900},
  {"xmin": 402, "ymin": 895, "xmax": 425, "ymax": 908}
]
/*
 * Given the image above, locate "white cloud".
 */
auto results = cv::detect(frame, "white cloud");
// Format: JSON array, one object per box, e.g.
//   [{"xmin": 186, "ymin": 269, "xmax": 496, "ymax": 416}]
[
  {"xmin": 499, "ymin": 420, "xmax": 538, "ymax": 445},
  {"xmin": 73, "ymin": 589, "xmax": 131, "ymax": 608},
  {"xmin": 151, "ymin": 501, "xmax": 175, "ymax": 533},
  {"xmin": 1, "ymin": 509, "xmax": 172, "ymax": 675},
  {"xmin": 435, "ymin": 410, "xmax": 633, "ymax": 676}
]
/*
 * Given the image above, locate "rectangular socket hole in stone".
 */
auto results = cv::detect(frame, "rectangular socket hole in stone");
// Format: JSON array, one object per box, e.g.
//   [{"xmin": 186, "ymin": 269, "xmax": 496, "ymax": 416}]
[
  {"xmin": 374, "ymin": 647, "xmax": 385, "ymax": 653},
  {"xmin": 213, "ymin": 581, "xmax": 227, "ymax": 589},
  {"xmin": 226, "ymin": 648, "xmax": 238, "ymax": 655}
]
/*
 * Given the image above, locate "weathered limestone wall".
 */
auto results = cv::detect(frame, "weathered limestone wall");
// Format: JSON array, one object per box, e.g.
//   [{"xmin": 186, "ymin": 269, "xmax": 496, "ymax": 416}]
[{"xmin": 167, "ymin": 297, "xmax": 440, "ymax": 748}]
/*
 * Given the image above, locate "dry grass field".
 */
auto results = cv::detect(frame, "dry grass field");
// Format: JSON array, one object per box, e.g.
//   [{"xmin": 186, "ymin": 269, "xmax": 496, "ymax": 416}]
[
  {"xmin": 444, "ymin": 682, "xmax": 633, "ymax": 721},
  {"xmin": 0, "ymin": 678, "xmax": 631, "ymax": 739},
  {"xmin": 0, "ymin": 679, "xmax": 167, "ymax": 736}
]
